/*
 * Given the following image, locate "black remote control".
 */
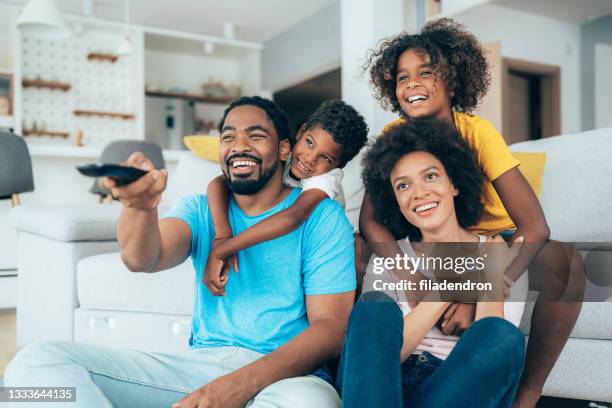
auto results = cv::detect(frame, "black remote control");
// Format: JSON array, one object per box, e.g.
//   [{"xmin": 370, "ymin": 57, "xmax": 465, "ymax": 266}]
[{"xmin": 76, "ymin": 163, "xmax": 149, "ymax": 186}]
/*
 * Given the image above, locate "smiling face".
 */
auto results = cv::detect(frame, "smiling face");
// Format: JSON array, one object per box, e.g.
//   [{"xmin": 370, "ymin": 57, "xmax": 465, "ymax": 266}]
[
  {"xmin": 395, "ymin": 49, "xmax": 453, "ymax": 122},
  {"xmin": 289, "ymin": 125, "xmax": 343, "ymax": 180},
  {"xmin": 390, "ymin": 151, "xmax": 459, "ymax": 235},
  {"xmin": 219, "ymin": 105, "xmax": 290, "ymax": 195}
]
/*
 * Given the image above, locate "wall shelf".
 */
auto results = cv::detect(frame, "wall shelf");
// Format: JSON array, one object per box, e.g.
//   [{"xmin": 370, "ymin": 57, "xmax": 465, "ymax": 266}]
[
  {"xmin": 73, "ymin": 109, "xmax": 135, "ymax": 120},
  {"xmin": 22, "ymin": 79, "xmax": 71, "ymax": 92},
  {"xmin": 145, "ymin": 90, "xmax": 234, "ymax": 104},
  {"xmin": 23, "ymin": 128, "xmax": 70, "ymax": 138},
  {"xmin": 87, "ymin": 52, "xmax": 118, "ymax": 63}
]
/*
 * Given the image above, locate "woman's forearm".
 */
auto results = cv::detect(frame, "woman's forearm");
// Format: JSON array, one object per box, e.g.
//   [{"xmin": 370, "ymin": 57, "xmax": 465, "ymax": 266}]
[
  {"xmin": 400, "ymin": 302, "xmax": 450, "ymax": 362},
  {"xmin": 475, "ymin": 302, "xmax": 504, "ymax": 321}
]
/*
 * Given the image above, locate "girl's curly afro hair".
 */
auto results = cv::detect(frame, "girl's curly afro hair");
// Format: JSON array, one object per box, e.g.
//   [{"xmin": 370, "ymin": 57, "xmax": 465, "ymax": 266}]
[
  {"xmin": 364, "ymin": 18, "xmax": 491, "ymax": 116},
  {"xmin": 362, "ymin": 118, "xmax": 484, "ymax": 241}
]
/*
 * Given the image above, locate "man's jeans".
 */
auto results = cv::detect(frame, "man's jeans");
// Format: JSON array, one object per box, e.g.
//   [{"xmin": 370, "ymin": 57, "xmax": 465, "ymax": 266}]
[
  {"xmin": 4, "ymin": 341, "xmax": 340, "ymax": 408},
  {"xmin": 337, "ymin": 292, "xmax": 525, "ymax": 408}
]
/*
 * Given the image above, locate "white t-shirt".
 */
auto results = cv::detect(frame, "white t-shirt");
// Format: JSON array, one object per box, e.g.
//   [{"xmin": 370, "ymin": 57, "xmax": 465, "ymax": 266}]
[
  {"xmin": 362, "ymin": 236, "xmax": 527, "ymax": 360},
  {"xmin": 283, "ymin": 156, "xmax": 346, "ymax": 209}
]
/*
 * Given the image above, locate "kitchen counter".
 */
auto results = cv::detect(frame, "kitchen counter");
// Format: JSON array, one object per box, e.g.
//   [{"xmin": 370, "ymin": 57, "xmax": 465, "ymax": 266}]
[{"xmin": 27, "ymin": 144, "xmax": 185, "ymax": 162}]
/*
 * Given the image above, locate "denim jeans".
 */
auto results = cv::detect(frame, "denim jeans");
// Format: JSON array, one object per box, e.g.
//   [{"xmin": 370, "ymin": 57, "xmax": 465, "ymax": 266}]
[
  {"xmin": 337, "ymin": 292, "xmax": 525, "ymax": 408},
  {"xmin": 4, "ymin": 341, "xmax": 340, "ymax": 408}
]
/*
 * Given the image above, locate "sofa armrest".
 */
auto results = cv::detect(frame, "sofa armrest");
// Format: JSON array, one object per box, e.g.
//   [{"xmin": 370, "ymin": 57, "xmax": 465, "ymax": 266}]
[{"xmin": 9, "ymin": 204, "xmax": 122, "ymax": 242}]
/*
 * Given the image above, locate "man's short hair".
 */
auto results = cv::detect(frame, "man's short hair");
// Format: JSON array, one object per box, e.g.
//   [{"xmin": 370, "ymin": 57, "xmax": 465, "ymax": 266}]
[{"xmin": 218, "ymin": 96, "xmax": 291, "ymax": 143}]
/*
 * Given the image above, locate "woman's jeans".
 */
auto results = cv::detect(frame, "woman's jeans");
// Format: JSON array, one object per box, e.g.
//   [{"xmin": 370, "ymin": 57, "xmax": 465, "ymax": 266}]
[{"xmin": 337, "ymin": 292, "xmax": 525, "ymax": 408}]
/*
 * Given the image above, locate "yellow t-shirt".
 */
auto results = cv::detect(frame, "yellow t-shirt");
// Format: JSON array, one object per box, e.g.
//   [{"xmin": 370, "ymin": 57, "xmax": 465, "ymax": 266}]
[{"xmin": 382, "ymin": 112, "xmax": 519, "ymax": 235}]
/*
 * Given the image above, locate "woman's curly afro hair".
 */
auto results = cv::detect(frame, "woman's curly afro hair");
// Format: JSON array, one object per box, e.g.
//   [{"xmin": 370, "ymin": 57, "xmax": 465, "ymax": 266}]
[
  {"xmin": 362, "ymin": 118, "xmax": 484, "ymax": 241},
  {"xmin": 364, "ymin": 18, "xmax": 491, "ymax": 116}
]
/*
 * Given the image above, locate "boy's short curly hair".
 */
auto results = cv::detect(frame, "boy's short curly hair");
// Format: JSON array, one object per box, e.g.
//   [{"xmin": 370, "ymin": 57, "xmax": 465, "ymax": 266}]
[
  {"xmin": 218, "ymin": 96, "xmax": 291, "ymax": 143},
  {"xmin": 362, "ymin": 118, "xmax": 484, "ymax": 241},
  {"xmin": 304, "ymin": 99, "xmax": 369, "ymax": 168},
  {"xmin": 364, "ymin": 18, "xmax": 490, "ymax": 116}
]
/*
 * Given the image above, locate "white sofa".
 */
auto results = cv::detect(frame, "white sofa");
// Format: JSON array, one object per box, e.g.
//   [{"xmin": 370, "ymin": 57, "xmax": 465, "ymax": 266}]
[{"xmin": 8, "ymin": 127, "xmax": 612, "ymax": 402}]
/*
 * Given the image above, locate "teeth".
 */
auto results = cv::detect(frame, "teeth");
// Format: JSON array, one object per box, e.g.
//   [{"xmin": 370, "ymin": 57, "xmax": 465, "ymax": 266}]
[
  {"xmin": 415, "ymin": 202, "xmax": 437, "ymax": 213},
  {"xmin": 232, "ymin": 160, "xmax": 257, "ymax": 168},
  {"xmin": 298, "ymin": 160, "xmax": 310, "ymax": 172},
  {"xmin": 408, "ymin": 95, "xmax": 427, "ymax": 103}
]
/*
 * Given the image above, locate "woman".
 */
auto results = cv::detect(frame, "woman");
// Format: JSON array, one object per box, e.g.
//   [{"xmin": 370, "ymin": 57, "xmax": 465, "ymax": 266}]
[{"xmin": 337, "ymin": 118, "xmax": 527, "ymax": 408}]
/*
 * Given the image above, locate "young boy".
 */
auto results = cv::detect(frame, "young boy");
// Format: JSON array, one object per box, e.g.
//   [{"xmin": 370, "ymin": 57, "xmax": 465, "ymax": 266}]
[{"xmin": 205, "ymin": 99, "xmax": 369, "ymax": 295}]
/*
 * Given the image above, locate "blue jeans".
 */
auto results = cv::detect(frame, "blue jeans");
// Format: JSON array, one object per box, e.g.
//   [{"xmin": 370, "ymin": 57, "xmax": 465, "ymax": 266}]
[
  {"xmin": 337, "ymin": 292, "xmax": 525, "ymax": 408},
  {"xmin": 4, "ymin": 342, "xmax": 340, "ymax": 408}
]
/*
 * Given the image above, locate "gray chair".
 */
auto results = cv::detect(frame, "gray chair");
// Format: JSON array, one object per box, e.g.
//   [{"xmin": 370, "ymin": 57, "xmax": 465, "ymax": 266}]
[
  {"xmin": 0, "ymin": 132, "xmax": 34, "ymax": 206},
  {"xmin": 91, "ymin": 140, "xmax": 165, "ymax": 202}
]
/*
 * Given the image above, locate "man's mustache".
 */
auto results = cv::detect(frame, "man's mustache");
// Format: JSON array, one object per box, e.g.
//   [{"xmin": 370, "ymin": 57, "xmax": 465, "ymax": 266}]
[{"xmin": 225, "ymin": 153, "xmax": 261, "ymax": 167}]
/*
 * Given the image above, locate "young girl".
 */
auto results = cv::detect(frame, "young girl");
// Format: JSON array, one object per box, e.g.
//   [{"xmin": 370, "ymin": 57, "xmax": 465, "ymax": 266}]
[
  {"xmin": 338, "ymin": 118, "xmax": 526, "ymax": 408},
  {"xmin": 205, "ymin": 98, "xmax": 368, "ymax": 295},
  {"xmin": 359, "ymin": 18, "xmax": 582, "ymax": 407}
]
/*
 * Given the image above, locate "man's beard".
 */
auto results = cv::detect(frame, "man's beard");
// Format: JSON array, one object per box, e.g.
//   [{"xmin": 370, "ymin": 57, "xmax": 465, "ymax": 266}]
[{"xmin": 225, "ymin": 158, "xmax": 280, "ymax": 195}]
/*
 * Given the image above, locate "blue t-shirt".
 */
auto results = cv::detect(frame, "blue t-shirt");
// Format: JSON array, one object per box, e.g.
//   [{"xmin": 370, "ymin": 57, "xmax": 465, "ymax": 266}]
[{"xmin": 163, "ymin": 188, "xmax": 355, "ymax": 354}]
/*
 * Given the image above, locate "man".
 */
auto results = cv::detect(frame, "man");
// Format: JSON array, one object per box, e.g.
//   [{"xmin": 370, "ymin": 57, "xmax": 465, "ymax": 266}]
[{"xmin": 5, "ymin": 96, "xmax": 356, "ymax": 407}]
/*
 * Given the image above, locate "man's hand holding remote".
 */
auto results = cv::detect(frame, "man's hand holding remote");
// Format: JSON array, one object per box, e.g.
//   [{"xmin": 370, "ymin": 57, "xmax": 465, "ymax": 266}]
[{"xmin": 101, "ymin": 151, "xmax": 168, "ymax": 211}]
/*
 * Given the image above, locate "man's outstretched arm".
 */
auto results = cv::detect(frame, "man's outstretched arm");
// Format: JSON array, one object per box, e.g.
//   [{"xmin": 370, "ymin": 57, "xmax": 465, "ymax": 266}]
[
  {"xmin": 173, "ymin": 291, "xmax": 354, "ymax": 408},
  {"xmin": 104, "ymin": 152, "xmax": 192, "ymax": 273}
]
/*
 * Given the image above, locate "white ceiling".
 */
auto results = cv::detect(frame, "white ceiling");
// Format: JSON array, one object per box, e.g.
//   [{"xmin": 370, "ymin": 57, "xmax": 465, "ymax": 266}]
[
  {"xmin": 3, "ymin": 0, "xmax": 337, "ymax": 42},
  {"xmin": 492, "ymin": 0, "xmax": 612, "ymax": 24}
]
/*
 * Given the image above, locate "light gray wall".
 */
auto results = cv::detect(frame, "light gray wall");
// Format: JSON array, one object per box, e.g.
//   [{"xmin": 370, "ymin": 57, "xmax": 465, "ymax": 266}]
[
  {"xmin": 261, "ymin": 1, "xmax": 341, "ymax": 92},
  {"xmin": 453, "ymin": 3, "xmax": 582, "ymax": 135},
  {"xmin": 581, "ymin": 14, "xmax": 612, "ymax": 131}
]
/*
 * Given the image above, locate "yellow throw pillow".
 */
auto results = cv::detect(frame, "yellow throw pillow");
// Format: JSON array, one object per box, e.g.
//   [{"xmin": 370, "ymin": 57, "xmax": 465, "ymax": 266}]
[
  {"xmin": 183, "ymin": 135, "xmax": 220, "ymax": 162},
  {"xmin": 511, "ymin": 152, "xmax": 547, "ymax": 199}
]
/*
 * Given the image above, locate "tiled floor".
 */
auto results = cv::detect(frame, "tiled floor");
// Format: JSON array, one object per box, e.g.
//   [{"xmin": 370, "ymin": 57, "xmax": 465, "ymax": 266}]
[{"xmin": 0, "ymin": 308, "xmax": 17, "ymax": 375}]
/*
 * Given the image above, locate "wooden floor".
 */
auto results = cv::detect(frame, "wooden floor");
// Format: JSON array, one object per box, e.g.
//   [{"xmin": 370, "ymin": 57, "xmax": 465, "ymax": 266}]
[{"xmin": 0, "ymin": 308, "xmax": 17, "ymax": 375}]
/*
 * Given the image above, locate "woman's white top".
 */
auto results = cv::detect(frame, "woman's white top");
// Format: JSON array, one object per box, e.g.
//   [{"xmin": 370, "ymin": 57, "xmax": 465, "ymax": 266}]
[{"xmin": 362, "ymin": 235, "xmax": 528, "ymax": 360}]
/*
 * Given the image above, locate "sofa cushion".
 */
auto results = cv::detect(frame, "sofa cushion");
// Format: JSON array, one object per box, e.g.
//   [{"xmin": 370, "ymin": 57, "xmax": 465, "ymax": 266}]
[
  {"xmin": 9, "ymin": 204, "xmax": 121, "ymax": 242},
  {"xmin": 166, "ymin": 152, "xmax": 221, "ymax": 204},
  {"xmin": 521, "ymin": 300, "xmax": 612, "ymax": 340},
  {"xmin": 77, "ymin": 252, "xmax": 194, "ymax": 315},
  {"xmin": 509, "ymin": 128, "xmax": 612, "ymax": 242},
  {"xmin": 539, "ymin": 337, "xmax": 612, "ymax": 402},
  {"xmin": 74, "ymin": 308, "xmax": 191, "ymax": 353},
  {"xmin": 511, "ymin": 152, "xmax": 546, "ymax": 198}
]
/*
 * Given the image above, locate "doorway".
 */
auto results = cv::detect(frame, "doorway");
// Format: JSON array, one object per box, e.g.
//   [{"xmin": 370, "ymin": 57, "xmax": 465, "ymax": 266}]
[
  {"xmin": 273, "ymin": 68, "xmax": 341, "ymax": 138},
  {"xmin": 503, "ymin": 59, "xmax": 561, "ymax": 144}
]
